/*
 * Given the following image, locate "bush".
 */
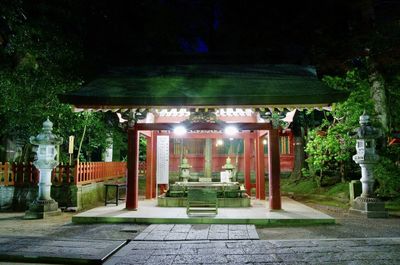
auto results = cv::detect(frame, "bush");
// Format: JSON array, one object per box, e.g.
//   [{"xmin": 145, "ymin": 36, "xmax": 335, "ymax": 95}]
[{"xmin": 374, "ymin": 145, "xmax": 400, "ymax": 198}]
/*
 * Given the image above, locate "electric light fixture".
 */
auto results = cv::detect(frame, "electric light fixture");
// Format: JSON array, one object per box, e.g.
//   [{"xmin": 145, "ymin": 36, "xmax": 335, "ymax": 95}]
[
  {"xmin": 224, "ymin": 125, "xmax": 238, "ymax": 136},
  {"xmin": 173, "ymin": 125, "xmax": 187, "ymax": 136}
]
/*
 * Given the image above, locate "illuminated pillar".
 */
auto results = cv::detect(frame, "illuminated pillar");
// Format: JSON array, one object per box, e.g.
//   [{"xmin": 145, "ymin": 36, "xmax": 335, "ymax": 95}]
[
  {"xmin": 145, "ymin": 134, "xmax": 153, "ymax": 199},
  {"xmin": 126, "ymin": 126, "xmax": 139, "ymax": 210},
  {"xmin": 268, "ymin": 129, "xmax": 281, "ymax": 210},
  {"xmin": 255, "ymin": 137, "xmax": 260, "ymax": 199},
  {"xmin": 151, "ymin": 132, "xmax": 157, "ymax": 198},
  {"xmin": 244, "ymin": 135, "xmax": 251, "ymax": 195},
  {"xmin": 258, "ymin": 133, "xmax": 265, "ymax": 200}
]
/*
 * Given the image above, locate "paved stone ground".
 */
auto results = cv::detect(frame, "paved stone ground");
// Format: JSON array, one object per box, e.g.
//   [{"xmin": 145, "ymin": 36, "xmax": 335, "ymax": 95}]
[
  {"xmin": 0, "ymin": 236, "xmax": 126, "ymax": 264},
  {"xmin": 103, "ymin": 237, "xmax": 400, "ymax": 265},
  {"xmin": 135, "ymin": 224, "xmax": 259, "ymax": 241},
  {"xmin": 258, "ymin": 203, "xmax": 400, "ymax": 240},
  {"xmin": 1, "ymin": 202, "xmax": 400, "ymax": 264}
]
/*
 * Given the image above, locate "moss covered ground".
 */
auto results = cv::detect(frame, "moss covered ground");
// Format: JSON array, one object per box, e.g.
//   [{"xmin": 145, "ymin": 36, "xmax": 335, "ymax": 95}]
[
  {"xmin": 280, "ymin": 178, "xmax": 350, "ymax": 209},
  {"xmin": 280, "ymin": 177, "xmax": 400, "ymax": 213}
]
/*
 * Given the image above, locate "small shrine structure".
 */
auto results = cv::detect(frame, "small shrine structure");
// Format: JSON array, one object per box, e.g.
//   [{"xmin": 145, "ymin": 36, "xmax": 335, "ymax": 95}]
[{"xmin": 60, "ymin": 64, "xmax": 348, "ymax": 211}]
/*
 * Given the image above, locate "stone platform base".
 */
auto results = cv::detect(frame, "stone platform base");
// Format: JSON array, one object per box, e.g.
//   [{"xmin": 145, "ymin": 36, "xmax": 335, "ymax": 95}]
[
  {"xmin": 350, "ymin": 196, "xmax": 388, "ymax": 218},
  {"xmin": 24, "ymin": 199, "xmax": 61, "ymax": 219},
  {"xmin": 158, "ymin": 196, "xmax": 251, "ymax": 207}
]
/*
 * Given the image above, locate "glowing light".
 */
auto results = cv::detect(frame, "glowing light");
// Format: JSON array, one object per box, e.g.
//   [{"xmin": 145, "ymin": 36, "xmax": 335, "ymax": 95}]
[
  {"xmin": 224, "ymin": 125, "xmax": 238, "ymax": 136},
  {"xmin": 173, "ymin": 126, "xmax": 187, "ymax": 136},
  {"xmin": 216, "ymin": 139, "xmax": 224, "ymax": 146},
  {"xmin": 263, "ymin": 139, "xmax": 267, "ymax": 145}
]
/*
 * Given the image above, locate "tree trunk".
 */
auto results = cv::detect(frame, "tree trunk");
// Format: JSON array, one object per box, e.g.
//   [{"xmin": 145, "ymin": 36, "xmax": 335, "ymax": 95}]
[
  {"xmin": 291, "ymin": 135, "xmax": 305, "ymax": 180},
  {"xmin": 76, "ymin": 119, "xmax": 87, "ymax": 163},
  {"xmin": 369, "ymin": 71, "xmax": 388, "ymax": 133},
  {"xmin": 340, "ymin": 161, "xmax": 345, "ymax": 183},
  {"xmin": 290, "ymin": 114, "xmax": 306, "ymax": 181}
]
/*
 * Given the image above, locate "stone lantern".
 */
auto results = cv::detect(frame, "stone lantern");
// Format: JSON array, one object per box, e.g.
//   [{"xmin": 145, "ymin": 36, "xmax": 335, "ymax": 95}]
[
  {"xmin": 350, "ymin": 112, "xmax": 388, "ymax": 218},
  {"xmin": 25, "ymin": 118, "xmax": 63, "ymax": 219},
  {"xmin": 222, "ymin": 157, "xmax": 235, "ymax": 182},
  {"xmin": 179, "ymin": 157, "xmax": 192, "ymax": 182}
]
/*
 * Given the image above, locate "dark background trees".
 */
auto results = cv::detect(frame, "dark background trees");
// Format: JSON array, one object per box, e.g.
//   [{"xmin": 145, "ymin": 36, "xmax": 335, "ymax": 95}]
[{"xmin": 0, "ymin": 1, "xmax": 399, "ymax": 194}]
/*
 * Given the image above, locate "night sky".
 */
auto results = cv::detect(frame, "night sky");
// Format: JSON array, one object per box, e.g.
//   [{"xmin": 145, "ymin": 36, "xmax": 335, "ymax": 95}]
[{"xmin": 8, "ymin": 0, "xmax": 400, "ymax": 75}]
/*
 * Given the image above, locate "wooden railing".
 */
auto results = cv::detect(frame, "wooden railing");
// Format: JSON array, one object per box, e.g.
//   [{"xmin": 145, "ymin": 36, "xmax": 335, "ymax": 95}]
[
  {"xmin": 52, "ymin": 163, "xmax": 74, "ymax": 185},
  {"xmin": 0, "ymin": 161, "xmax": 127, "ymax": 186},
  {"xmin": 74, "ymin": 162, "xmax": 126, "ymax": 185},
  {"xmin": 0, "ymin": 162, "xmax": 14, "ymax": 186}
]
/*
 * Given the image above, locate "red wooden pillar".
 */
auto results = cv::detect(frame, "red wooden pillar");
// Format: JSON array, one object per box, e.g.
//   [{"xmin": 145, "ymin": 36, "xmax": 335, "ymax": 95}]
[
  {"xmin": 268, "ymin": 129, "xmax": 281, "ymax": 210},
  {"xmin": 126, "ymin": 126, "xmax": 139, "ymax": 210},
  {"xmin": 145, "ymin": 134, "xmax": 153, "ymax": 199},
  {"xmin": 151, "ymin": 132, "xmax": 157, "ymax": 198},
  {"xmin": 255, "ymin": 136, "xmax": 260, "ymax": 199},
  {"xmin": 258, "ymin": 133, "xmax": 266, "ymax": 200},
  {"xmin": 244, "ymin": 135, "xmax": 251, "ymax": 195}
]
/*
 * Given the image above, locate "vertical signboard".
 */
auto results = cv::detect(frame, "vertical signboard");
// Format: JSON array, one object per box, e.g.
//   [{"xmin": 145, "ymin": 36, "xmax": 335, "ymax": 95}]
[{"xmin": 156, "ymin": 135, "xmax": 169, "ymax": 184}]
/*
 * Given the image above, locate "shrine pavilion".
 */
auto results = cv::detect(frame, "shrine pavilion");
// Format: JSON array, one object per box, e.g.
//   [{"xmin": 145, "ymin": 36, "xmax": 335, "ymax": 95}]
[{"xmin": 60, "ymin": 64, "xmax": 348, "ymax": 213}]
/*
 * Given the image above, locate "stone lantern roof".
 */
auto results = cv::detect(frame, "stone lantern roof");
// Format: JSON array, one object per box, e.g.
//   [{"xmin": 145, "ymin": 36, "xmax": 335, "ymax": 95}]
[{"xmin": 30, "ymin": 118, "xmax": 63, "ymax": 145}]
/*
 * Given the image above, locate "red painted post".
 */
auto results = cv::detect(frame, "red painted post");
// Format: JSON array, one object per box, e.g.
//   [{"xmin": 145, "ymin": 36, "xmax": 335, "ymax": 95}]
[
  {"xmin": 268, "ymin": 129, "xmax": 282, "ymax": 210},
  {"xmin": 126, "ymin": 126, "xmax": 139, "ymax": 210},
  {"xmin": 145, "ymin": 134, "xmax": 153, "ymax": 199},
  {"xmin": 255, "ymin": 137, "xmax": 260, "ymax": 199},
  {"xmin": 151, "ymin": 132, "xmax": 157, "ymax": 198},
  {"xmin": 258, "ymin": 134, "xmax": 266, "ymax": 200},
  {"xmin": 244, "ymin": 135, "xmax": 252, "ymax": 195}
]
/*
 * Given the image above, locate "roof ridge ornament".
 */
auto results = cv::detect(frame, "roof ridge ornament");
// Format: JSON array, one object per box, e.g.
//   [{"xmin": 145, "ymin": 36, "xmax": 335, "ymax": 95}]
[{"xmin": 188, "ymin": 109, "xmax": 217, "ymax": 123}]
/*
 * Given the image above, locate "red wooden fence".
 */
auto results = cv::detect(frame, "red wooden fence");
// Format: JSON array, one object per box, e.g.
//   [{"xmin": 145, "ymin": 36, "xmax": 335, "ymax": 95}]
[
  {"xmin": 0, "ymin": 162, "xmax": 13, "ymax": 186},
  {"xmin": 74, "ymin": 162, "xmax": 126, "ymax": 185},
  {"xmin": 0, "ymin": 162, "xmax": 127, "ymax": 186}
]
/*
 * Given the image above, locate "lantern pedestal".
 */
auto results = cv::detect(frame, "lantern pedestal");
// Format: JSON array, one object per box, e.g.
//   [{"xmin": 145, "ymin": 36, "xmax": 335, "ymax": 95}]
[
  {"xmin": 25, "ymin": 199, "xmax": 61, "ymax": 219},
  {"xmin": 350, "ymin": 197, "xmax": 388, "ymax": 218}
]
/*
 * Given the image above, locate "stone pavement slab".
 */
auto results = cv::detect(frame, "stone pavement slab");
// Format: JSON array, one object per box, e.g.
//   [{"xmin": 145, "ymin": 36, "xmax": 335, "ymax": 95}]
[
  {"xmin": 0, "ymin": 236, "xmax": 126, "ymax": 264},
  {"xmin": 104, "ymin": 237, "xmax": 400, "ymax": 265},
  {"xmin": 134, "ymin": 224, "xmax": 259, "ymax": 241}
]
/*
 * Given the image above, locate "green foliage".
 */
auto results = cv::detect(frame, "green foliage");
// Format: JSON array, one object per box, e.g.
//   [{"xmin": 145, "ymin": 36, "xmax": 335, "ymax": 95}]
[
  {"xmin": 386, "ymin": 75, "xmax": 400, "ymax": 131},
  {"xmin": 305, "ymin": 70, "xmax": 374, "ymax": 186},
  {"xmin": 0, "ymin": 1, "xmax": 126, "ymax": 162},
  {"xmin": 374, "ymin": 145, "xmax": 400, "ymax": 198},
  {"xmin": 305, "ymin": 70, "xmax": 400, "ymax": 197}
]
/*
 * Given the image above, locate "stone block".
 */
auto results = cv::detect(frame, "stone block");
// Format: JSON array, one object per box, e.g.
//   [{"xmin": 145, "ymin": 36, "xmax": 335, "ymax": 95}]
[
  {"xmin": 0, "ymin": 186, "xmax": 14, "ymax": 210},
  {"xmin": 24, "ymin": 199, "xmax": 61, "ymax": 219},
  {"xmin": 350, "ymin": 197, "xmax": 388, "ymax": 218}
]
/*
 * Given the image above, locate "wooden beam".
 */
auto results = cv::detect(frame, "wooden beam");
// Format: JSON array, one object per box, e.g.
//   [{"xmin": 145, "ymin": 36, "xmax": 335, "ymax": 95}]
[
  {"xmin": 156, "ymin": 132, "xmax": 256, "ymax": 139},
  {"xmin": 135, "ymin": 122, "xmax": 271, "ymax": 131}
]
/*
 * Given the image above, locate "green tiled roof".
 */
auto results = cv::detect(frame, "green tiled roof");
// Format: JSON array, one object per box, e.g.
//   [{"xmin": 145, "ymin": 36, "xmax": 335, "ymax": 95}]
[{"xmin": 59, "ymin": 64, "xmax": 349, "ymax": 108}]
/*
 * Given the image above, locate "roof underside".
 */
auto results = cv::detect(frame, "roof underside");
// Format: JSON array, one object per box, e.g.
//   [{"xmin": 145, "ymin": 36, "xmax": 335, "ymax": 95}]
[{"xmin": 59, "ymin": 64, "xmax": 349, "ymax": 109}]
